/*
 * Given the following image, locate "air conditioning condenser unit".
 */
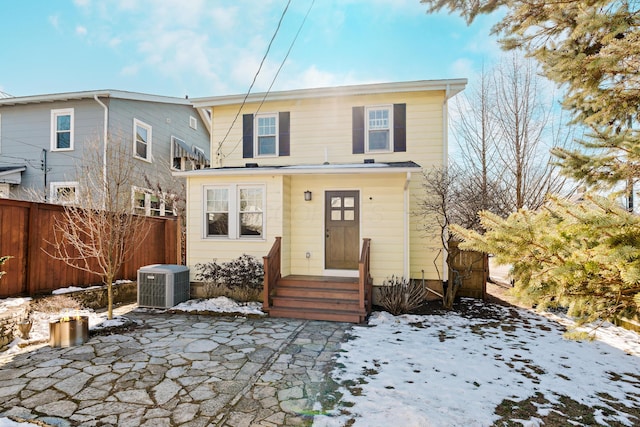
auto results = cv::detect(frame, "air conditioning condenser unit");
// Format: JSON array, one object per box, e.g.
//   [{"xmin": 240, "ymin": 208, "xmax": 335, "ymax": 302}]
[{"xmin": 137, "ymin": 264, "xmax": 190, "ymax": 308}]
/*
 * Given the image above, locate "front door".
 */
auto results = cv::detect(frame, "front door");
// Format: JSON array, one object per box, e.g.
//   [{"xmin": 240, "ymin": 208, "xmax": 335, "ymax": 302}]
[{"xmin": 325, "ymin": 190, "xmax": 360, "ymax": 270}]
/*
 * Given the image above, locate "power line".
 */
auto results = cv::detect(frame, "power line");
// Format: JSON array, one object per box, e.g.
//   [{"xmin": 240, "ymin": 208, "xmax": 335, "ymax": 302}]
[
  {"xmin": 216, "ymin": 0, "xmax": 292, "ymax": 157},
  {"xmin": 224, "ymin": 0, "xmax": 315, "ymax": 159}
]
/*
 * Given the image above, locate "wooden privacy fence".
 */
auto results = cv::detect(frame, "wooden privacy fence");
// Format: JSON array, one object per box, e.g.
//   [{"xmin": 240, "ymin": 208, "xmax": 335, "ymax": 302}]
[
  {"xmin": 448, "ymin": 240, "xmax": 488, "ymax": 300},
  {"xmin": 0, "ymin": 198, "xmax": 178, "ymax": 298}
]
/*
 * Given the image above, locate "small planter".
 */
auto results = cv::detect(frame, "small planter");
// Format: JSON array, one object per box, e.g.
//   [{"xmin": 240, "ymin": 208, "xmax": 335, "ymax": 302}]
[
  {"xmin": 49, "ymin": 315, "xmax": 89, "ymax": 348},
  {"xmin": 17, "ymin": 321, "xmax": 32, "ymax": 340}
]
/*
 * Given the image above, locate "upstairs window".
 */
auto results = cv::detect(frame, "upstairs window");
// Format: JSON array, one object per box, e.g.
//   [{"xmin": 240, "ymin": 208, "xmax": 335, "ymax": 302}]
[
  {"xmin": 353, "ymin": 104, "xmax": 406, "ymax": 154},
  {"xmin": 51, "ymin": 108, "xmax": 74, "ymax": 151},
  {"xmin": 366, "ymin": 106, "xmax": 392, "ymax": 152},
  {"xmin": 133, "ymin": 119, "xmax": 152, "ymax": 162},
  {"xmin": 132, "ymin": 187, "xmax": 174, "ymax": 216},
  {"xmin": 242, "ymin": 112, "xmax": 290, "ymax": 159},
  {"xmin": 50, "ymin": 181, "xmax": 79, "ymax": 205},
  {"xmin": 256, "ymin": 113, "xmax": 278, "ymax": 156}
]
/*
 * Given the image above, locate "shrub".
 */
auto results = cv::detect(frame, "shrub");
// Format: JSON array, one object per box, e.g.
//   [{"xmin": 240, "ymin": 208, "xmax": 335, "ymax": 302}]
[
  {"xmin": 378, "ymin": 275, "xmax": 426, "ymax": 316},
  {"xmin": 30, "ymin": 295, "xmax": 82, "ymax": 313},
  {"xmin": 195, "ymin": 254, "xmax": 264, "ymax": 301}
]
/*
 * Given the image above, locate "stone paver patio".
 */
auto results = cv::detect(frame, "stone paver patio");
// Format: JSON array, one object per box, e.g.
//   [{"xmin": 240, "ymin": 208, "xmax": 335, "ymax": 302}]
[{"xmin": 0, "ymin": 311, "xmax": 350, "ymax": 426}]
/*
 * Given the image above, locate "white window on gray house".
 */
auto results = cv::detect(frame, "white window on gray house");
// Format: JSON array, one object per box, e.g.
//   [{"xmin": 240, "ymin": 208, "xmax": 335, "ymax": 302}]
[
  {"xmin": 133, "ymin": 119, "xmax": 152, "ymax": 161},
  {"xmin": 255, "ymin": 113, "xmax": 277, "ymax": 156},
  {"xmin": 171, "ymin": 137, "xmax": 209, "ymax": 171},
  {"xmin": 0, "ymin": 183, "xmax": 10, "ymax": 199},
  {"xmin": 132, "ymin": 187, "xmax": 174, "ymax": 217},
  {"xmin": 50, "ymin": 181, "xmax": 79, "ymax": 205},
  {"xmin": 365, "ymin": 106, "xmax": 393, "ymax": 152},
  {"xmin": 204, "ymin": 184, "xmax": 265, "ymax": 239},
  {"xmin": 189, "ymin": 115, "xmax": 198, "ymax": 130},
  {"xmin": 51, "ymin": 108, "xmax": 74, "ymax": 151}
]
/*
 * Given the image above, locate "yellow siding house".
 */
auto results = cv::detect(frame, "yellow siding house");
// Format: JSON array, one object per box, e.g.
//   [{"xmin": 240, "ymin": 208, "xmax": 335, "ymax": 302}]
[{"xmin": 178, "ymin": 79, "xmax": 466, "ymax": 322}]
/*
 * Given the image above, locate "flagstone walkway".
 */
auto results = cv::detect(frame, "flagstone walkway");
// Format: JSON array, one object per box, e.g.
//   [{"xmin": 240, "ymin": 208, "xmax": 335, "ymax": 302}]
[{"xmin": 0, "ymin": 312, "xmax": 350, "ymax": 426}]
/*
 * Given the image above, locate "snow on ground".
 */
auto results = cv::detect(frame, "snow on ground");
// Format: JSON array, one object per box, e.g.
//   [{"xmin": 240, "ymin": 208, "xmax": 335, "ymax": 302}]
[
  {"xmin": 314, "ymin": 300, "xmax": 640, "ymax": 427},
  {"xmin": 172, "ymin": 296, "xmax": 264, "ymax": 315},
  {"xmin": 2, "ymin": 295, "xmax": 639, "ymax": 426}
]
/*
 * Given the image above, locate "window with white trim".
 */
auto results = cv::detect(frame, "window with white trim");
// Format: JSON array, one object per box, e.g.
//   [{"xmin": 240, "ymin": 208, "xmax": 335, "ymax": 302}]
[
  {"xmin": 50, "ymin": 181, "xmax": 79, "ymax": 205},
  {"xmin": 255, "ymin": 113, "xmax": 277, "ymax": 157},
  {"xmin": 365, "ymin": 105, "xmax": 393, "ymax": 152},
  {"xmin": 171, "ymin": 136, "xmax": 186, "ymax": 171},
  {"xmin": 204, "ymin": 184, "xmax": 265, "ymax": 239},
  {"xmin": 132, "ymin": 187, "xmax": 175, "ymax": 216},
  {"xmin": 51, "ymin": 108, "xmax": 74, "ymax": 151},
  {"xmin": 189, "ymin": 115, "xmax": 198, "ymax": 130},
  {"xmin": 133, "ymin": 119, "xmax": 152, "ymax": 161}
]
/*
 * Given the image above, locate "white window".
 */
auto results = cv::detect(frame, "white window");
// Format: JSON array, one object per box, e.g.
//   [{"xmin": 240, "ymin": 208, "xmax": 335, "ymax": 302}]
[
  {"xmin": 50, "ymin": 181, "xmax": 79, "ymax": 205},
  {"xmin": 365, "ymin": 106, "xmax": 393, "ymax": 152},
  {"xmin": 132, "ymin": 187, "xmax": 175, "ymax": 217},
  {"xmin": 0, "ymin": 183, "xmax": 10, "ymax": 198},
  {"xmin": 133, "ymin": 119, "xmax": 152, "ymax": 162},
  {"xmin": 204, "ymin": 184, "xmax": 265, "ymax": 239},
  {"xmin": 171, "ymin": 136, "xmax": 187, "ymax": 171},
  {"xmin": 51, "ymin": 108, "xmax": 74, "ymax": 151},
  {"xmin": 255, "ymin": 113, "xmax": 277, "ymax": 157},
  {"xmin": 189, "ymin": 115, "xmax": 198, "ymax": 130}
]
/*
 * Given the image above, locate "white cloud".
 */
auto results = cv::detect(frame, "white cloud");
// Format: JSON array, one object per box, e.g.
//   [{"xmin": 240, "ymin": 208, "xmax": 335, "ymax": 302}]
[
  {"xmin": 450, "ymin": 58, "xmax": 477, "ymax": 79},
  {"xmin": 76, "ymin": 25, "xmax": 88, "ymax": 36},
  {"xmin": 48, "ymin": 15, "xmax": 60, "ymax": 30},
  {"xmin": 120, "ymin": 64, "xmax": 139, "ymax": 76}
]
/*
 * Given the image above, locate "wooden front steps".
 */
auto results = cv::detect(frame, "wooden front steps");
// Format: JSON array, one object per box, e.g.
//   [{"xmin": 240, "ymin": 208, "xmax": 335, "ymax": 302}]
[{"xmin": 266, "ymin": 275, "xmax": 367, "ymax": 323}]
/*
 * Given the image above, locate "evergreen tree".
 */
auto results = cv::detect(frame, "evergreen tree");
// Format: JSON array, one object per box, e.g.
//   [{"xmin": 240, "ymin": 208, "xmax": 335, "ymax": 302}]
[
  {"xmin": 421, "ymin": 0, "xmax": 640, "ymax": 185},
  {"xmin": 450, "ymin": 195, "xmax": 640, "ymax": 326},
  {"xmin": 423, "ymin": 0, "xmax": 640, "ymax": 324}
]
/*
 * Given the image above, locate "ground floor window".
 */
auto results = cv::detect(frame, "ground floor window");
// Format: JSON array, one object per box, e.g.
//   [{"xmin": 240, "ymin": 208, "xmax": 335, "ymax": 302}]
[
  {"xmin": 132, "ymin": 186, "xmax": 175, "ymax": 217},
  {"xmin": 50, "ymin": 181, "xmax": 79, "ymax": 205},
  {"xmin": 204, "ymin": 184, "xmax": 265, "ymax": 239}
]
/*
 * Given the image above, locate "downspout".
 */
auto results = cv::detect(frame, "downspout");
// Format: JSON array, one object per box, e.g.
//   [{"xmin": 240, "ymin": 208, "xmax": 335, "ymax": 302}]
[
  {"xmin": 442, "ymin": 84, "xmax": 451, "ymax": 282},
  {"xmin": 94, "ymin": 95, "xmax": 108, "ymax": 210},
  {"xmin": 404, "ymin": 172, "xmax": 411, "ymax": 279}
]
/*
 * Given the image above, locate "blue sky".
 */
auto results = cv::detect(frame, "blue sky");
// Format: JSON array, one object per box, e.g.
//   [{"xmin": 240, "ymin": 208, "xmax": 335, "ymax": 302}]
[{"xmin": 0, "ymin": 0, "xmax": 504, "ymax": 99}]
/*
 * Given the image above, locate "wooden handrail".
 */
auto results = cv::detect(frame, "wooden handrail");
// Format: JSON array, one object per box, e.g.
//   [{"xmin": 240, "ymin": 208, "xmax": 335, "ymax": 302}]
[
  {"xmin": 262, "ymin": 237, "xmax": 281, "ymax": 311},
  {"xmin": 358, "ymin": 238, "xmax": 372, "ymax": 318}
]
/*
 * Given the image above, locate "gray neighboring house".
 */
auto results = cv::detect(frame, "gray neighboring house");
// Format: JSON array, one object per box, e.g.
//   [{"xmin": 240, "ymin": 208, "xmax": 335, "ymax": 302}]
[{"xmin": 0, "ymin": 90, "xmax": 210, "ymax": 214}]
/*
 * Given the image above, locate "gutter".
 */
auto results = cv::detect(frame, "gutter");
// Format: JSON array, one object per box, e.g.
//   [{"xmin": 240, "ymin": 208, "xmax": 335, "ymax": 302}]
[
  {"xmin": 93, "ymin": 95, "xmax": 108, "ymax": 210},
  {"xmin": 442, "ymin": 84, "xmax": 451, "ymax": 281},
  {"xmin": 404, "ymin": 172, "xmax": 411, "ymax": 279}
]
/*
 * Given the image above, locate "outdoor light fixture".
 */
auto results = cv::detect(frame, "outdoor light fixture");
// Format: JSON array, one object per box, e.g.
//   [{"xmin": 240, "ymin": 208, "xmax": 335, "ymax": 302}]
[{"xmin": 304, "ymin": 190, "xmax": 312, "ymax": 201}]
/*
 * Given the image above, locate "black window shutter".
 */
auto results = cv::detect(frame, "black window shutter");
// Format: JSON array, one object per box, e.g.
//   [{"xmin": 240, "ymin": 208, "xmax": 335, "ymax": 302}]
[
  {"xmin": 279, "ymin": 111, "xmax": 290, "ymax": 156},
  {"xmin": 393, "ymin": 103, "xmax": 406, "ymax": 152},
  {"xmin": 242, "ymin": 114, "xmax": 254, "ymax": 159},
  {"xmin": 352, "ymin": 106, "xmax": 365, "ymax": 154}
]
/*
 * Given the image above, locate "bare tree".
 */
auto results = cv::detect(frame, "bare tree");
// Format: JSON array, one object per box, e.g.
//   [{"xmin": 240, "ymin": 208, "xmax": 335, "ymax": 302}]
[
  {"xmin": 47, "ymin": 134, "xmax": 150, "ymax": 319},
  {"xmin": 453, "ymin": 53, "xmax": 574, "ymax": 221},
  {"xmin": 417, "ymin": 166, "xmax": 465, "ymax": 308},
  {"xmin": 492, "ymin": 54, "xmax": 572, "ymax": 210},
  {"xmin": 454, "ymin": 63, "xmax": 501, "ymax": 217}
]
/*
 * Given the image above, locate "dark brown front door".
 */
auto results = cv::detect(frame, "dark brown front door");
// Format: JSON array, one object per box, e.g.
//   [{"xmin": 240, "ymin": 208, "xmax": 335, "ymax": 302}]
[{"xmin": 325, "ymin": 190, "xmax": 360, "ymax": 270}]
